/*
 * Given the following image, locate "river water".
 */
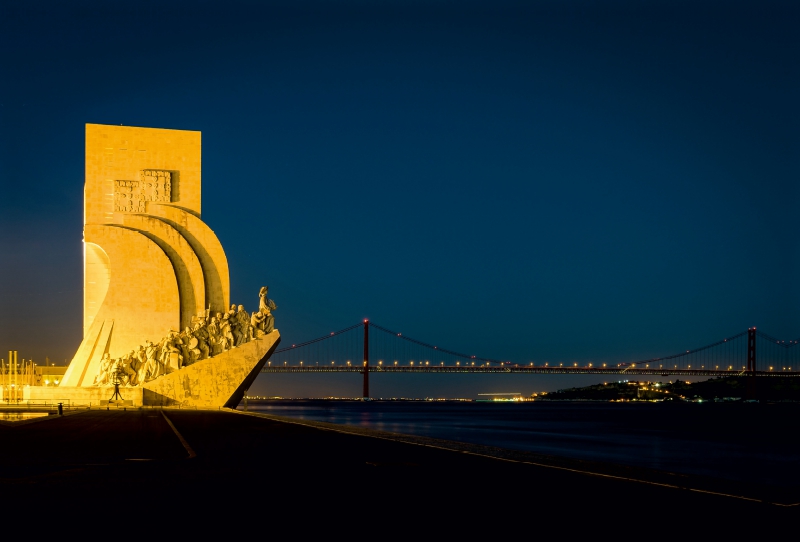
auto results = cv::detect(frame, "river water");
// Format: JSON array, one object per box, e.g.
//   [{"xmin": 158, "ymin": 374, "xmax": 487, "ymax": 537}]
[{"xmin": 242, "ymin": 400, "xmax": 800, "ymax": 487}]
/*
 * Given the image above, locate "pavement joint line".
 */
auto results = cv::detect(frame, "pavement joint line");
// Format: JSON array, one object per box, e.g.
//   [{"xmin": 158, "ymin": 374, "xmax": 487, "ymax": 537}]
[
  {"xmin": 228, "ymin": 409, "xmax": 797, "ymax": 508},
  {"xmin": 161, "ymin": 411, "xmax": 197, "ymax": 459}
]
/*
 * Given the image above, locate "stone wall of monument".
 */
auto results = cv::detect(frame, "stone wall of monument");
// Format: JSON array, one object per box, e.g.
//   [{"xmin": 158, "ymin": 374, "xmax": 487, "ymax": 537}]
[{"xmin": 64, "ymin": 124, "xmax": 231, "ymax": 387}]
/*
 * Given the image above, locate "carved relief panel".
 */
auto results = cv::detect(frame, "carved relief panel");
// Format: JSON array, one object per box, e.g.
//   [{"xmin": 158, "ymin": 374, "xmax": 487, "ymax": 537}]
[{"xmin": 114, "ymin": 170, "xmax": 174, "ymax": 212}]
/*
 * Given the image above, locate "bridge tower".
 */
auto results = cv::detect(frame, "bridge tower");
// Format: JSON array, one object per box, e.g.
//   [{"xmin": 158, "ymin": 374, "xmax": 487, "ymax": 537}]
[
  {"xmin": 362, "ymin": 319, "xmax": 369, "ymax": 399},
  {"xmin": 746, "ymin": 327, "xmax": 757, "ymax": 400}
]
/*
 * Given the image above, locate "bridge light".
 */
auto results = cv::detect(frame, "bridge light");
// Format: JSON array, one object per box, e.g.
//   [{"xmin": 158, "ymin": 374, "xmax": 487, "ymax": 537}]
[
  {"xmin": 770, "ymin": 367, "xmax": 773, "ymax": 371},
  {"xmin": 456, "ymin": 362, "xmax": 460, "ymax": 366}
]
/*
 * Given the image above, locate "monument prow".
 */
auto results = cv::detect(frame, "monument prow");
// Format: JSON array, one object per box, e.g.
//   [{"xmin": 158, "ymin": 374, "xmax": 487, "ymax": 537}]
[{"xmin": 142, "ymin": 330, "xmax": 280, "ymax": 408}]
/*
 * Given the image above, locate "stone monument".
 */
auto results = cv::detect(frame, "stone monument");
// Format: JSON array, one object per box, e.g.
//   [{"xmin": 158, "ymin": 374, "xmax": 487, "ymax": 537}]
[{"xmin": 27, "ymin": 124, "xmax": 280, "ymax": 408}]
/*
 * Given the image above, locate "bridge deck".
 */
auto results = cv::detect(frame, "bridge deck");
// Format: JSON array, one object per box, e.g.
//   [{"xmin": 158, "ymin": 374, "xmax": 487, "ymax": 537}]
[{"xmin": 262, "ymin": 366, "xmax": 799, "ymax": 376}]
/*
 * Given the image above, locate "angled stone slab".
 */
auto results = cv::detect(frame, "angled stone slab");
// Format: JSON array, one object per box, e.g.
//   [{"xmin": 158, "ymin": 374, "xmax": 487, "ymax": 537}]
[{"xmin": 142, "ymin": 331, "xmax": 280, "ymax": 408}]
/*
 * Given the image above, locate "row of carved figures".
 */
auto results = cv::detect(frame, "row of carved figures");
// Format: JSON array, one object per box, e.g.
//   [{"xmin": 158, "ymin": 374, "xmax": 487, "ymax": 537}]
[{"xmin": 93, "ymin": 287, "xmax": 277, "ymax": 387}]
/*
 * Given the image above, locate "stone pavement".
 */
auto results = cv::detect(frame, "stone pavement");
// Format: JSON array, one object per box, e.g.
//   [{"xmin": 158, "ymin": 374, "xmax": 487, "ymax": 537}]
[{"xmin": 0, "ymin": 409, "xmax": 791, "ymax": 524}]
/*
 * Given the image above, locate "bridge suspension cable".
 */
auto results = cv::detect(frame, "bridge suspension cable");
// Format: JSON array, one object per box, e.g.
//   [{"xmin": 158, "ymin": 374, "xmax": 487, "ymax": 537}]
[{"xmin": 265, "ymin": 322, "xmax": 799, "ymax": 375}]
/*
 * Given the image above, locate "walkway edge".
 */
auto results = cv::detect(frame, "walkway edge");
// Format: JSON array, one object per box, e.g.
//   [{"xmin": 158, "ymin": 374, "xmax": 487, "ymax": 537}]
[{"xmin": 226, "ymin": 408, "xmax": 798, "ymax": 508}]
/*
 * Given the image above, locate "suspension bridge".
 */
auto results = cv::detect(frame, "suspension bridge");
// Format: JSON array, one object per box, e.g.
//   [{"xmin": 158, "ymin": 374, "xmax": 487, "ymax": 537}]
[{"xmin": 263, "ymin": 321, "xmax": 800, "ymax": 397}]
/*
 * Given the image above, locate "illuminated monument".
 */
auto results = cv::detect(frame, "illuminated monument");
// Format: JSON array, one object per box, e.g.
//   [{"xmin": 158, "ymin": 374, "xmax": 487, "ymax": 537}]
[{"xmin": 28, "ymin": 124, "xmax": 280, "ymax": 407}]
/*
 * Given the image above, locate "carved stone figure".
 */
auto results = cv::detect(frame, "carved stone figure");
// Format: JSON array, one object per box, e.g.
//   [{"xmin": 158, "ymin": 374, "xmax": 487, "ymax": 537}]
[
  {"xmin": 220, "ymin": 313, "xmax": 235, "ymax": 351},
  {"xmin": 227, "ymin": 304, "xmax": 242, "ymax": 346},
  {"xmin": 250, "ymin": 311, "xmax": 265, "ymax": 339},
  {"xmin": 206, "ymin": 317, "xmax": 220, "ymax": 354},
  {"xmin": 235, "ymin": 305, "xmax": 250, "ymax": 346},
  {"xmin": 258, "ymin": 286, "xmax": 277, "ymax": 334},
  {"xmin": 180, "ymin": 326, "xmax": 199, "ymax": 366},
  {"xmin": 93, "ymin": 353, "xmax": 113, "ymax": 386},
  {"xmin": 144, "ymin": 340, "xmax": 162, "ymax": 381},
  {"xmin": 160, "ymin": 332, "xmax": 184, "ymax": 372},
  {"xmin": 193, "ymin": 322, "xmax": 210, "ymax": 360},
  {"xmin": 119, "ymin": 354, "xmax": 137, "ymax": 385},
  {"xmin": 127, "ymin": 350, "xmax": 141, "ymax": 386}
]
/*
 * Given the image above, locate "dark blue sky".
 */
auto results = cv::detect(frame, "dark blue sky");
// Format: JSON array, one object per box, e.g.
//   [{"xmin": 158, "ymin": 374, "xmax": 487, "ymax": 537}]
[{"xmin": 1, "ymin": 1, "xmax": 797, "ymax": 397}]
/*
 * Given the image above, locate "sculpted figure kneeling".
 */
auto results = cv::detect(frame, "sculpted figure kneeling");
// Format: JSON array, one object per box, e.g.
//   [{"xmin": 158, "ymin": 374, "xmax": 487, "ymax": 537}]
[{"xmin": 119, "ymin": 353, "xmax": 137, "ymax": 386}]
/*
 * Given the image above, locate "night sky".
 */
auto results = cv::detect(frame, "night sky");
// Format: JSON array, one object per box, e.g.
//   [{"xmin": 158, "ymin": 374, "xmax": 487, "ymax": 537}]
[{"xmin": 1, "ymin": 1, "xmax": 797, "ymax": 398}]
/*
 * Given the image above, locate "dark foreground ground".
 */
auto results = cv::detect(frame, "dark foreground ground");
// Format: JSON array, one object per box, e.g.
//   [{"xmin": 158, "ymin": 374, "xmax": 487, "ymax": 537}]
[{"xmin": 0, "ymin": 408, "xmax": 795, "ymax": 529}]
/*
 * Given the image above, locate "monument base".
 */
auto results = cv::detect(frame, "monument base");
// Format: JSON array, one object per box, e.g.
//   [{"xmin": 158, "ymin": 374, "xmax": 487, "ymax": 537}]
[
  {"xmin": 23, "ymin": 330, "xmax": 280, "ymax": 408},
  {"xmin": 142, "ymin": 330, "xmax": 280, "ymax": 408},
  {"xmin": 26, "ymin": 385, "xmax": 144, "ymax": 406}
]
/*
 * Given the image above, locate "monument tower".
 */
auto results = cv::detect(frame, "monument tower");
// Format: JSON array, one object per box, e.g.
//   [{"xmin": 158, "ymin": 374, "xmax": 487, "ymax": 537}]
[
  {"xmin": 62, "ymin": 124, "xmax": 231, "ymax": 387},
  {"xmin": 28, "ymin": 124, "xmax": 280, "ymax": 408}
]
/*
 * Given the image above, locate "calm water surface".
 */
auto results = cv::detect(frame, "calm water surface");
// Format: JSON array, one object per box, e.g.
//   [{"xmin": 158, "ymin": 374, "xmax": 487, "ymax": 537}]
[{"xmin": 244, "ymin": 400, "xmax": 800, "ymax": 486}]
